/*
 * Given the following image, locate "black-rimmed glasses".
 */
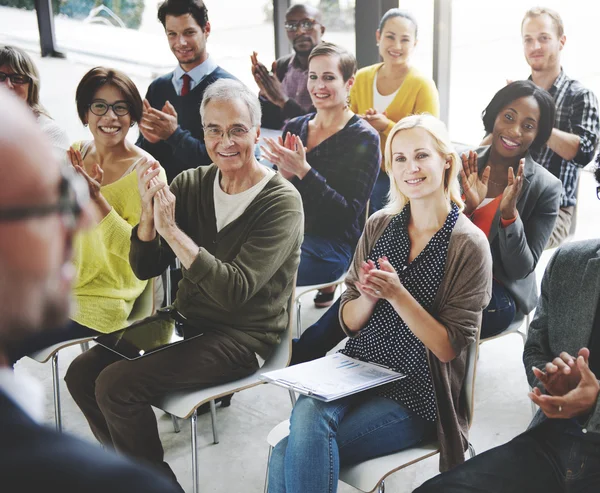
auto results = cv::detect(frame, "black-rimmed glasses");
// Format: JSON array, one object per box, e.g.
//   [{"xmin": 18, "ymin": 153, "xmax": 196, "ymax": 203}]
[
  {"xmin": 88, "ymin": 100, "xmax": 131, "ymax": 117},
  {"xmin": 0, "ymin": 165, "xmax": 90, "ymax": 229},
  {"xmin": 0, "ymin": 71, "xmax": 31, "ymax": 85},
  {"xmin": 284, "ymin": 18, "xmax": 318, "ymax": 32}
]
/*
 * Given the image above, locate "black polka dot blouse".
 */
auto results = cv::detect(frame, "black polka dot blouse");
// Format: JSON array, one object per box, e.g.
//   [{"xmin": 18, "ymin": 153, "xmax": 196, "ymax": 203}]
[{"xmin": 341, "ymin": 203, "xmax": 459, "ymax": 422}]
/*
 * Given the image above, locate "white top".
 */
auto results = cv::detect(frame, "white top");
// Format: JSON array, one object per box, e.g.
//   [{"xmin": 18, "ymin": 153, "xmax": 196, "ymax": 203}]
[
  {"xmin": 38, "ymin": 114, "xmax": 69, "ymax": 165},
  {"xmin": 172, "ymin": 55, "xmax": 218, "ymax": 95},
  {"xmin": 372, "ymin": 70, "xmax": 400, "ymax": 113},
  {"xmin": 477, "ymin": 197, "xmax": 496, "ymax": 210},
  {"xmin": 0, "ymin": 368, "xmax": 45, "ymax": 423},
  {"xmin": 213, "ymin": 167, "xmax": 275, "ymax": 232}
]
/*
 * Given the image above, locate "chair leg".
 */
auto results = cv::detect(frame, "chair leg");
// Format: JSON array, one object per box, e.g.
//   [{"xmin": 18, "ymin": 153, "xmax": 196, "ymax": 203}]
[
  {"xmin": 288, "ymin": 388, "xmax": 297, "ymax": 407},
  {"xmin": 378, "ymin": 479, "xmax": 385, "ymax": 493},
  {"xmin": 80, "ymin": 341, "xmax": 90, "ymax": 352},
  {"xmin": 171, "ymin": 414, "xmax": 180, "ymax": 433},
  {"xmin": 468, "ymin": 442, "xmax": 476, "ymax": 458},
  {"xmin": 210, "ymin": 400, "xmax": 219, "ymax": 444},
  {"xmin": 296, "ymin": 298, "xmax": 302, "ymax": 339},
  {"xmin": 51, "ymin": 352, "xmax": 62, "ymax": 433},
  {"xmin": 264, "ymin": 445, "xmax": 272, "ymax": 493},
  {"xmin": 190, "ymin": 410, "xmax": 199, "ymax": 493}
]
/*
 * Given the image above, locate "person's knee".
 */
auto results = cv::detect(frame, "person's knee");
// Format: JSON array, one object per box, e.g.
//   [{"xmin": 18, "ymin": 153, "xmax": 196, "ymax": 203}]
[
  {"xmin": 64, "ymin": 351, "xmax": 94, "ymax": 400},
  {"xmin": 94, "ymin": 362, "xmax": 134, "ymax": 411}
]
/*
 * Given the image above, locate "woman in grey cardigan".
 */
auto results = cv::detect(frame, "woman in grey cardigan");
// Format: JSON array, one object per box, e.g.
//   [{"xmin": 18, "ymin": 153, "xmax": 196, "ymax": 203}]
[
  {"xmin": 268, "ymin": 115, "xmax": 492, "ymax": 493},
  {"xmin": 461, "ymin": 81, "xmax": 562, "ymax": 338}
]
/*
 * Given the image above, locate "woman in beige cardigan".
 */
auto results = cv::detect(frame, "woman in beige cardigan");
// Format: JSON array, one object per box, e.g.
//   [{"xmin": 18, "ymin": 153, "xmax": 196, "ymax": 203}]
[{"xmin": 268, "ymin": 115, "xmax": 493, "ymax": 493}]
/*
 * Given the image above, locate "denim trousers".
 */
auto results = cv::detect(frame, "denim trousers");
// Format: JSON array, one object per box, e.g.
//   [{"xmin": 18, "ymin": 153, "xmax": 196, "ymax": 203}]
[
  {"xmin": 291, "ymin": 298, "xmax": 346, "ymax": 365},
  {"xmin": 268, "ymin": 393, "xmax": 435, "ymax": 493},
  {"xmin": 369, "ymin": 172, "xmax": 390, "ymax": 215},
  {"xmin": 414, "ymin": 419, "xmax": 600, "ymax": 493},
  {"xmin": 480, "ymin": 279, "xmax": 516, "ymax": 339},
  {"xmin": 297, "ymin": 234, "xmax": 352, "ymax": 287}
]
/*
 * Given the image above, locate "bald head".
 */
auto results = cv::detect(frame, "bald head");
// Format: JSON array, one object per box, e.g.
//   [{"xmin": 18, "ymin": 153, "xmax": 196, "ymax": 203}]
[
  {"xmin": 0, "ymin": 88, "xmax": 59, "ymax": 209},
  {"xmin": 0, "ymin": 88, "xmax": 71, "ymax": 360}
]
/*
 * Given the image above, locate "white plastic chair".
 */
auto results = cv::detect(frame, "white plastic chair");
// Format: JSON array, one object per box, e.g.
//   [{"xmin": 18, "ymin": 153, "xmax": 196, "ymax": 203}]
[
  {"xmin": 263, "ymin": 338, "xmax": 480, "ymax": 493},
  {"xmin": 294, "ymin": 272, "xmax": 348, "ymax": 337},
  {"xmin": 27, "ymin": 279, "xmax": 155, "ymax": 432},
  {"xmin": 155, "ymin": 291, "xmax": 295, "ymax": 493}
]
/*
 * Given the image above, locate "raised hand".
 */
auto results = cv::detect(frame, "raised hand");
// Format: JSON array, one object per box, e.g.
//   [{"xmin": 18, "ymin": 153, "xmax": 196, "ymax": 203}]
[
  {"xmin": 360, "ymin": 256, "xmax": 404, "ymax": 301},
  {"xmin": 460, "ymin": 150, "xmax": 490, "ymax": 215},
  {"xmin": 499, "ymin": 159, "xmax": 525, "ymax": 220},
  {"xmin": 68, "ymin": 146, "xmax": 103, "ymax": 200},
  {"xmin": 261, "ymin": 132, "xmax": 311, "ymax": 179},
  {"xmin": 140, "ymin": 99, "xmax": 178, "ymax": 142},
  {"xmin": 354, "ymin": 259, "xmax": 379, "ymax": 304},
  {"xmin": 136, "ymin": 158, "xmax": 166, "ymax": 216},
  {"xmin": 529, "ymin": 352, "xmax": 600, "ymax": 419},
  {"xmin": 153, "ymin": 186, "xmax": 177, "ymax": 238},
  {"xmin": 361, "ymin": 108, "xmax": 391, "ymax": 132},
  {"xmin": 251, "ymin": 52, "xmax": 287, "ymax": 108}
]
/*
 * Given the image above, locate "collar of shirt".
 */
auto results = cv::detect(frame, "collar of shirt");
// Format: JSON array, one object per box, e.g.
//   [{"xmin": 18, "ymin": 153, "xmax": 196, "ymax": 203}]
[
  {"xmin": 528, "ymin": 67, "xmax": 568, "ymax": 97},
  {"xmin": 172, "ymin": 55, "xmax": 218, "ymax": 95},
  {"xmin": 0, "ymin": 368, "xmax": 45, "ymax": 423}
]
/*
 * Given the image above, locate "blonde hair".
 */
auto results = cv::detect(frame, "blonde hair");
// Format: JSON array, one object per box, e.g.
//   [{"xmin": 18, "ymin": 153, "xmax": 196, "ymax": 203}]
[
  {"xmin": 383, "ymin": 114, "xmax": 463, "ymax": 214},
  {"xmin": 521, "ymin": 7, "xmax": 564, "ymax": 38},
  {"xmin": 0, "ymin": 45, "xmax": 48, "ymax": 118}
]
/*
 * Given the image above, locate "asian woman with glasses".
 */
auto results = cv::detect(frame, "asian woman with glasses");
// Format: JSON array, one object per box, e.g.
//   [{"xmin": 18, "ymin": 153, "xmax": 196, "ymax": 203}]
[
  {"xmin": 0, "ymin": 45, "xmax": 69, "ymax": 161},
  {"xmin": 7, "ymin": 67, "xmax": 166, "ymax": 364}
]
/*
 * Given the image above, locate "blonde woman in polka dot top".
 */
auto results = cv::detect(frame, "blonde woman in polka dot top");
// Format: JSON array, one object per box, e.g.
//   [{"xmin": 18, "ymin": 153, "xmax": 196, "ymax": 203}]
[{"xmin": 268, "ymin": 114, "xmax": 493, "ymax": 493}]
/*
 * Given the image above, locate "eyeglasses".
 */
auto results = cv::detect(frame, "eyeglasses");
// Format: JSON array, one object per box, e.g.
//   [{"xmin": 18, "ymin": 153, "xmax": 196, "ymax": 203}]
[
  {"xmin": 284, "ymin": 18, "xmax": 318, "ymax": 32},
  {"xmin": 203, "ymin": 126, "xmax": 251, "ymax": 141},
  {"xmin": 0, "ymin": 165, "xmax": 90, "ymax": 229},
  {"xmin": 0, "ymin": 71, "xmax": 31, "ymax": 85},
  {"xmin": 88, "ymin": 100, "xmax": 131, "ymax": 117}
]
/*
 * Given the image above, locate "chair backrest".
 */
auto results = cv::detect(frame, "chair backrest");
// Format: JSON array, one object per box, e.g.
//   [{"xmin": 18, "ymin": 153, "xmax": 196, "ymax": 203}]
[
  {"xmin": 463, "ymin": 334, "xmax": 480, "ymax": 427},
  {"xmin": 261, "ymin": 281, "xmax": 295, "ymax": 372}
]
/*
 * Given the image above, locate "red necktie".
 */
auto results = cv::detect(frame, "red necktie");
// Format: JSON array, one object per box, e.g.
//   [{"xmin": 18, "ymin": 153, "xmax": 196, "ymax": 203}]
[{"xmin": 181, "ymin": 74, "xmax": 191, "ymax": 97}]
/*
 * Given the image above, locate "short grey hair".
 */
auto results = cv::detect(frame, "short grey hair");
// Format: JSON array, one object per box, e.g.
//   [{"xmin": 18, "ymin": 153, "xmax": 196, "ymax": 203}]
[{"xmin": 200, "ymin": 79, "xmax": 261, "ymax": 128}]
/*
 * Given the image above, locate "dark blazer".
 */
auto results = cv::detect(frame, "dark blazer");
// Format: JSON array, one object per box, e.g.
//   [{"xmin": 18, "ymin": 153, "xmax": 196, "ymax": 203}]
[
  {"xmin": 524, "ymin": 239, "xmax": 600, "ymax": 436},
  {"xmin": 0, "ymin": 392, "xmax": 182, "ymax": 492},
  {"xmin": 472, "ymin": 146, "xmax": 562, "ymax": 313}
]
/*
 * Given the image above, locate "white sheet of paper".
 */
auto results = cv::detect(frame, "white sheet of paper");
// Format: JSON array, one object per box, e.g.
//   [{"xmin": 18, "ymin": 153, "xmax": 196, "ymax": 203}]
[{"xmin": 260, "ymin": 353, "xmax": 405, "ymax": 401}]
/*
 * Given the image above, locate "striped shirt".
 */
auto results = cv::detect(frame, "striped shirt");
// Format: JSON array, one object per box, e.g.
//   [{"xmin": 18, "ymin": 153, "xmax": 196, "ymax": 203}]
[{"xmin": 528, "ymin": 69, "xmax": 599, "ymax": 208}]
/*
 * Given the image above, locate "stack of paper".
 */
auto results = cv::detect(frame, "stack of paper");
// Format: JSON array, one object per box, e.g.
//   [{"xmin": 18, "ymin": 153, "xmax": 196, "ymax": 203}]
[{"xmin": 260, "ymin": 353, "xmax": 405, "ymax": 402}]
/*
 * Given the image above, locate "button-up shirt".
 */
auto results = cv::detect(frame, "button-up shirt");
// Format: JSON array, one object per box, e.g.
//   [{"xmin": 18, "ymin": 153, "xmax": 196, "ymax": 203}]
[
  {"xmin": 172, "ymin": 55, "xmax": 218, "ymax": 96},
  {"xmin": 528, "ymin": 69, "xmax": 599, "ymax": 208}
]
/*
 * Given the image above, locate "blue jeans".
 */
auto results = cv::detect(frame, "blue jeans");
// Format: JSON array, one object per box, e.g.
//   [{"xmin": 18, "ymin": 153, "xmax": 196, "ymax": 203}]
[
  {"xmin": 369, "ymin": 172, "xmax": 390, "ymax": 215},
  {"xmin": 268, "ymin": 394, "xmax": 435, "ymax": 493},
  {"xmin": 480, "ymin": 280, "xmax": 516, "ymax": 339},
  {"xmin": 291, "ymin": 298, "xmax": 346, "ymax": 365},
  {"xmin": 414, "ymin": 419, "xmax": 600, "ymax": 493},
  {"xmin": 297, "ymin": 235, "xmax": 352, "ymax": 287}
]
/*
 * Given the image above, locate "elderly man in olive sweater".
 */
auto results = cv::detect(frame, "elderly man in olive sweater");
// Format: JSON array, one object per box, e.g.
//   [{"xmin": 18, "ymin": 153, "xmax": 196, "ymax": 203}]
[{"xmin": 65, "ymin": 79, "xmax": 304, "ymax": 486}]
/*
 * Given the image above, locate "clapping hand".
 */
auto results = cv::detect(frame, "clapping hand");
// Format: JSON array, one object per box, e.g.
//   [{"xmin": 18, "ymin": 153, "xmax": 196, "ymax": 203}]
[
  {"xmin": 140, "ymin": 99, "xmax": 179, "ymax": 143},
  {"xmin": 250, "ymin": 52, "xmax": 287, "ymax": 108},
  {"xmin": 153, "ymin": 186, "xmax": 177, "ymax": 238},
  {"xmin": 356, "ymin": 257, "xmax": 404, "ymax": 301},
  {"xmin": 261, "ymin": 132, "xmax": 311, "ymax": 179},
  {"xmin": 360, "ymin": 108, "xmax": 391, "ymax": 133},
  {"xmin": 529, "ymin": 349, "xmax": 600, "ymax": 419},
  {"xmin": 136, "ymin": 158, "xmax": 166, "ymax": 217},
  {"xmin": 499, "ymin": 159, "xmax": 524, "ymax": 221},
  {"xmin": 460, "ymin": 151, "xmax": 490, "ymax": 215}
]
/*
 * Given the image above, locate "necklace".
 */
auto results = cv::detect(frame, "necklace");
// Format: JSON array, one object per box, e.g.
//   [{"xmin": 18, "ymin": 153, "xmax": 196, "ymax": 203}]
[{"xmin": 487, "ymin": 177, "xmax": 507, "ymax": 188}]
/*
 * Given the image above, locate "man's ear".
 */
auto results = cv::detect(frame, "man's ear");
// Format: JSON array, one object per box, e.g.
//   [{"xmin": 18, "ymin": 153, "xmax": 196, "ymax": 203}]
[
  {"xmin": 559, "ymin": 34, "xmax": 566, "ymax": 50},
  {"xmin": 203, "ymin": 21, "xmax": 211, "ymax": 37},
  {"xmin": 320, "ymin": 24, "xmax": 326, "ymax": 36}
]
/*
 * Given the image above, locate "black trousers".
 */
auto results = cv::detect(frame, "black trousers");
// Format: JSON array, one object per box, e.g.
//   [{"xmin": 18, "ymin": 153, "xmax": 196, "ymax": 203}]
[{"xmin": 414, "ymin": 420, "xmax": 600, "ymax": 493}]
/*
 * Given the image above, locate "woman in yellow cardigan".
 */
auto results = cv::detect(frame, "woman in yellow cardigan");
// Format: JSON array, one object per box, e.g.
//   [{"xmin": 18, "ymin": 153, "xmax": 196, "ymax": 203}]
[
  {"xmin": 8, "ymin": 67, "xmax": 164, "ymax": 363},
  {"xmin": 350, "ymin": 8, "xmax": 440, "ymax": 213}
]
